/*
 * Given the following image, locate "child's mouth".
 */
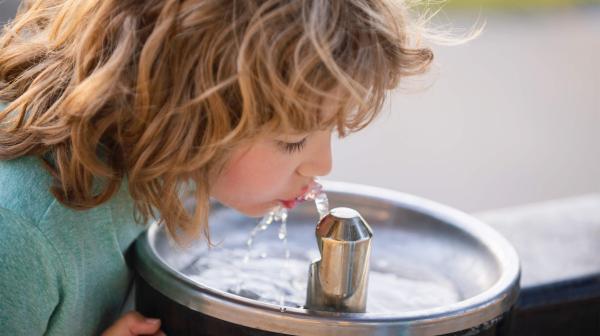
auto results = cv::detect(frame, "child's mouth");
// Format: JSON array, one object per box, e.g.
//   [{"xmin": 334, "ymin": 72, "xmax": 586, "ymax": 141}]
[
  {"xmin": 279, "ymin": 199, "xmax": 298, "ymax": 209},
  {"xmin": 279, "ymin": 194, "xmax": 306, "ymax": 209},
  {"xmin": 278, "ymin": 180, "xmax": 323, "ymax": 209}
]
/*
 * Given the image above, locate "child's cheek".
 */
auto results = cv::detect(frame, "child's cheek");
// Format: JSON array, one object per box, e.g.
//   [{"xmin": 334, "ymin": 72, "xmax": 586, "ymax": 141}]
[{"xmin": 220, "ymin": 147, "xmax": 285, "ymax": 199}]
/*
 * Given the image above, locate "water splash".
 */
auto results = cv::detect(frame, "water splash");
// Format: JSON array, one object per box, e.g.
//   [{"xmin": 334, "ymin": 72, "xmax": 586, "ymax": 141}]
[
  {"xmin": 296, "ymin": 180, "xmax": 329, "ymax": 219},
  {"xmin": 239, "ymin": 179, "xmax": 330, "ymax": 310},
  {"xmin": 313, "ymin": 187, "xmax": 329, "ymax": 219},
  {"xmin": 246, "ymin": 206, "xmax": 286, "ymax": 258},
  {"xmin": 246, "ymin": 180, "xmax": 328, "ymax": 253}
]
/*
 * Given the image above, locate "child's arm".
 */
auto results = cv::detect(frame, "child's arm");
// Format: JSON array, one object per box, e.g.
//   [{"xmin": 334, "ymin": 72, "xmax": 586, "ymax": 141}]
[{"xmin": 0, "ymin": 208, "xmax": 60, "ymax": 334}]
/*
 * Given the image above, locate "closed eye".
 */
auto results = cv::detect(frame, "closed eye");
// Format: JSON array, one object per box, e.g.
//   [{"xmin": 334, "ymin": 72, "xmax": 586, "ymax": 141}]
[{"xmin": 278, "ymin": 138, "xmax": 307, "ymax": 154}]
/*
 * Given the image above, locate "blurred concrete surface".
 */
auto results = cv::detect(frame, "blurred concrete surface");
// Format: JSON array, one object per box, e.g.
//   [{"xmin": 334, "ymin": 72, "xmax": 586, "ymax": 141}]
[{"xmin": 476, "ymin": 193, "xmax": 600, "ymax": 287}]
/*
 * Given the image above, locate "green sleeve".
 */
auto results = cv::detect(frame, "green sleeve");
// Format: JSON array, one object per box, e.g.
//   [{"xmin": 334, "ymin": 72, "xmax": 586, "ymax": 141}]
[{"xmin": 0, "ymin": 208, "xmax": 61, "ymax": 334}]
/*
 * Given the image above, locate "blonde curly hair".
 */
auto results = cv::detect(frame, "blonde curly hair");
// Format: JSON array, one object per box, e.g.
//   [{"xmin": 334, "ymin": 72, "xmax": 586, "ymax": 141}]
[{"xmin": 0, "ymin": 0, "xmax": 446, "ymax": 242}]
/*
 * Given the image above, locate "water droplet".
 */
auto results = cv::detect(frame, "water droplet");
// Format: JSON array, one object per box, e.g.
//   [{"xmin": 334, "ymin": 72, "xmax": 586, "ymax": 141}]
[
  {"xmin": 315, "ymin": 193, "xmax": 329, "ymax": 219},
  {"xmin": 278, "ymin": 221, "xmax": 287, "ymax": 240}
]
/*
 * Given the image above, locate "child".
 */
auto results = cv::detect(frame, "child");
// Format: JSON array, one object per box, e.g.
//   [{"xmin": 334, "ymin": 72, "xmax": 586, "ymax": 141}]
[{"xmin": 0, "ymin": 0, "xmax": 444, "ymax": 334}]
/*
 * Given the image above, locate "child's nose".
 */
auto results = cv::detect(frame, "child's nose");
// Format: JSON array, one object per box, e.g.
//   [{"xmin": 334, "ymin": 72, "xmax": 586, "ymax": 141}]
[{"xmin": 298, "ymin": 134, "xmax": 333, "ymax": 178}]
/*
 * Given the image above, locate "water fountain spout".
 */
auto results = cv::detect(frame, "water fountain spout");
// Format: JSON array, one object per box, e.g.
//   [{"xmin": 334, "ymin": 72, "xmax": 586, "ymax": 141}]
[{"xmin": 305, "ymin": 207, "xmax": 373, "ymax": 313}]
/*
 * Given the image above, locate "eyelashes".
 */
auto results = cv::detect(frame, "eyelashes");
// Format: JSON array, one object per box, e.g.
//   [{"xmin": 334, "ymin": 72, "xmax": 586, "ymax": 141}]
[{"xmin": 278, "ymin": 138, "xmax": 307, "ymax": 154}]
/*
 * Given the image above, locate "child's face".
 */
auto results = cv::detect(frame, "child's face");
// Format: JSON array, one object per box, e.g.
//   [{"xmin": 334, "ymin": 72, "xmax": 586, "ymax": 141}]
[{"xmin": 211, "ymin": 123, "xmax": 334, "ymax": 217}]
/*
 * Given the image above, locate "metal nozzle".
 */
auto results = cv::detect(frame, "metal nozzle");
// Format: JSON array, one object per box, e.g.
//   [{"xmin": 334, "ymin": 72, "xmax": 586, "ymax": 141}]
[{"xmin": 305, "ymin": 207, "xmax": 373, "ymax": 313}]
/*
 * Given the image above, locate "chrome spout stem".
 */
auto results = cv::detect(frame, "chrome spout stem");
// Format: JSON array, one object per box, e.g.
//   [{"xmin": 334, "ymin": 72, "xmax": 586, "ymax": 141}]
[{"xmin": 305, "ymin": 207, "xmax": 373, "ymax": 313}]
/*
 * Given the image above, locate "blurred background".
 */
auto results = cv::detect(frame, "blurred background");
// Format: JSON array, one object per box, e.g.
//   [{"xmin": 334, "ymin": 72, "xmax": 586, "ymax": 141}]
[
  {"xmin": 329, "ymin": 1, "xmax": 600, "ymax": 213},
  {"xmin": 1, "ymin": 0, "xmax": 598, "ymax": 213}
]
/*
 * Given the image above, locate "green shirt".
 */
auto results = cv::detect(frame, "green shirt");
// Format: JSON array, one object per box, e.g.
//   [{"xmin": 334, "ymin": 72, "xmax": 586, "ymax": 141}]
[{"xmin": 0, "ymin": 153, "xmax": 147, "ymax": 334}]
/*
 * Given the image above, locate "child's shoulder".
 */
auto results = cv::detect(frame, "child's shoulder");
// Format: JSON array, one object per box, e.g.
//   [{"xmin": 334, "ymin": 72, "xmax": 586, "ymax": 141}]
[
  {"xmin": 0, "ymin": 201, "xmax": 62, "ymax": 334},
  {"xmin": 0, "ymin": 151, "xmax": 77, "ymax": 300},
  {"xmin": 0, "ymin": 155, "xmax": 57, "ymax": 225}
]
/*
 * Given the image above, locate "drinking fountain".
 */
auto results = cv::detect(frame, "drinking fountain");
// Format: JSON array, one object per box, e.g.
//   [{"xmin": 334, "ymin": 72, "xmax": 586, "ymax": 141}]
[
  {"xmin": 306, "ymin": 207, "xmax": 373, "ymax": 313},
  {"xmin": 134, "ymin": 181, "xmax": 520, "ymax": 335}
]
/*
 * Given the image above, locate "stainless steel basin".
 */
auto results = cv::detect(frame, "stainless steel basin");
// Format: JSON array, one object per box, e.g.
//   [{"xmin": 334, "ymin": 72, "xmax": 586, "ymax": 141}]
[{"xmin": 134, "ymin": 181, "xmax": 520, "ymax": 335}]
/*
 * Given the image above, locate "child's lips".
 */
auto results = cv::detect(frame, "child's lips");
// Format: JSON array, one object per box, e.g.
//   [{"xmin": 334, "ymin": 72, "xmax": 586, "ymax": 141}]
[
  {"xmin": 279, "ymin": 191, "xmax": 308, "ymax": 209},
  {"xmin": 280, "ymin": 199, "xmax": 297, "ymax": 209},
  {"xmin": 279, "ymin": 182, "xmax": 315, "ymax": 209},
  {"xmin": 299, "ymin": 185, "xmax": 310, "ymax": 195}
]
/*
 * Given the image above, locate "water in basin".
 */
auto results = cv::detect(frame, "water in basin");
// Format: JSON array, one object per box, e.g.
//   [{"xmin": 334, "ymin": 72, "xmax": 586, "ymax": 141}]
[{"xmin": 184, "ymin": 245, "xmax": 461, "ymax": 313}]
